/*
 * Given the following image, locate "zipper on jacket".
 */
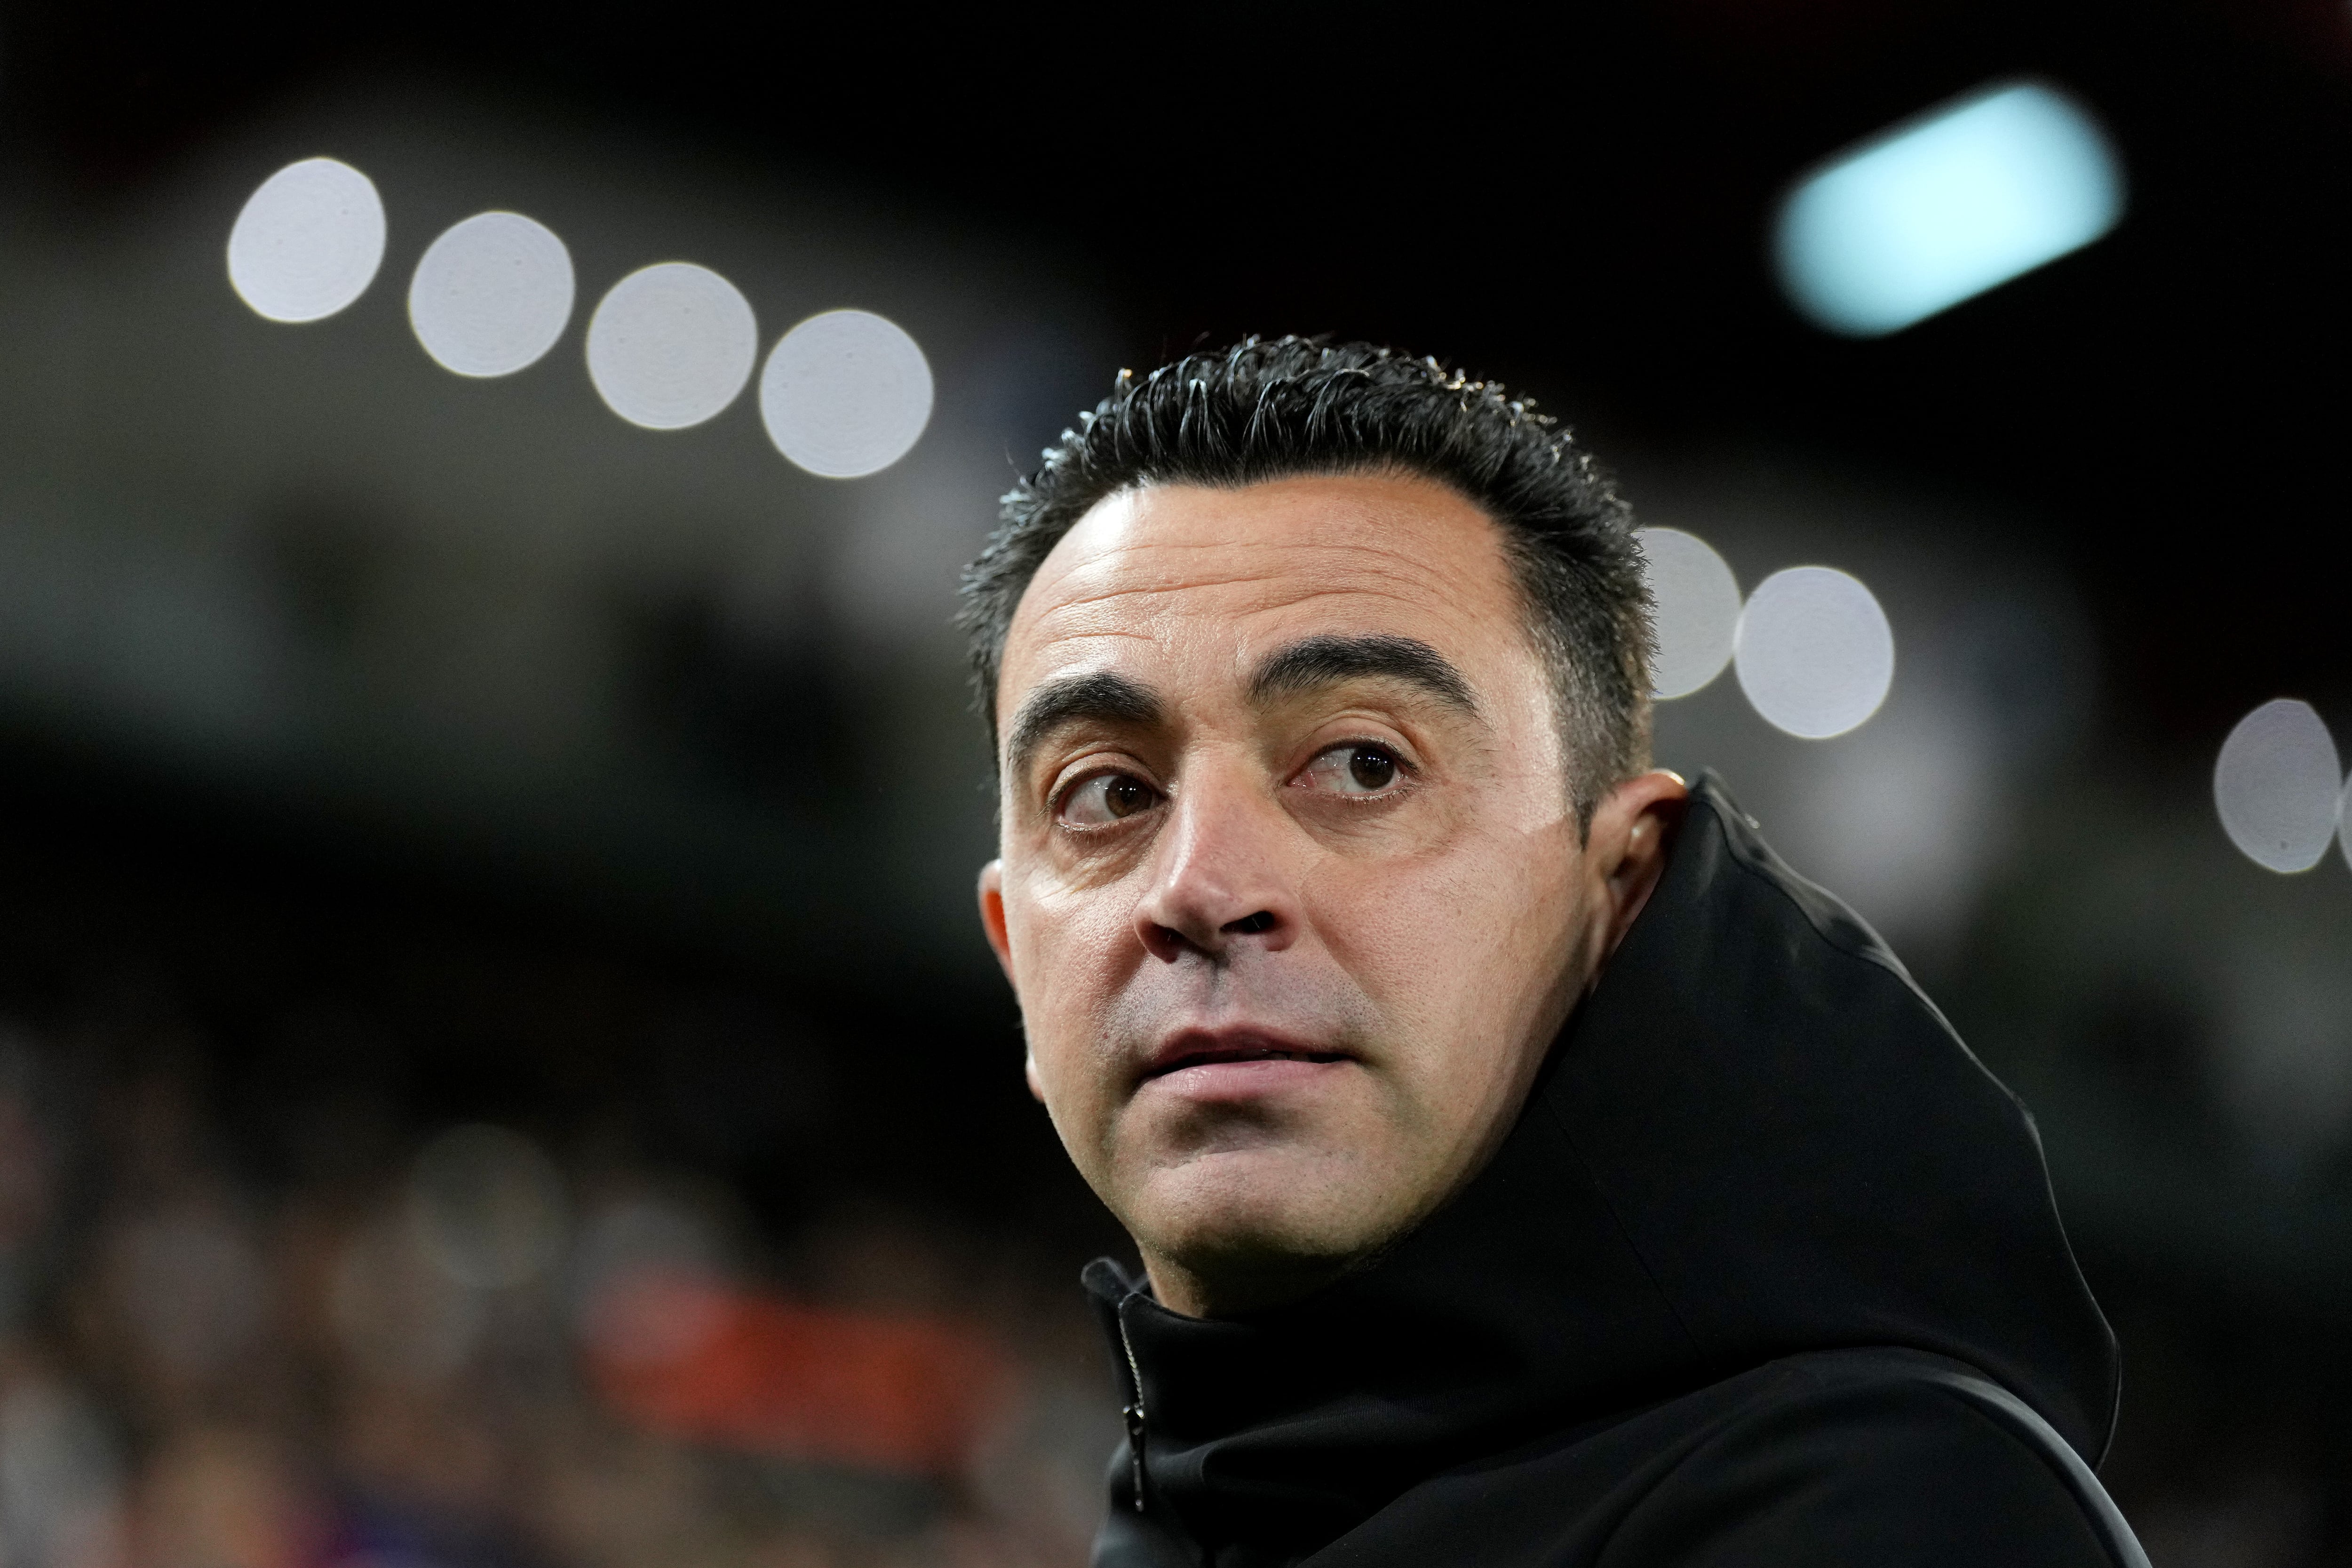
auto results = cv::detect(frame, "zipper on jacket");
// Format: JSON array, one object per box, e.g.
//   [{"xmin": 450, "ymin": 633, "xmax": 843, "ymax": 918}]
[{"xmin": 1117, "ymin": 1298, "xmax": 1148, "ymax": 1513}]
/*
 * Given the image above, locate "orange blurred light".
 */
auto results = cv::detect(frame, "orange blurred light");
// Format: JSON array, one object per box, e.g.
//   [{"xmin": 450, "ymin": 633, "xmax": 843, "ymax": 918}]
[{"xmin": 584, "ymin": 1273, "xmax": 1012, "ymax": 1477}]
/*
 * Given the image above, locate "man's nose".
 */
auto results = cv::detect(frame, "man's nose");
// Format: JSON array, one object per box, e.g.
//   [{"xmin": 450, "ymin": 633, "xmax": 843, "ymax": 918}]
[{"xmin": 1133, "ymin": 774, "xmax": 1298, "ymax": 963}]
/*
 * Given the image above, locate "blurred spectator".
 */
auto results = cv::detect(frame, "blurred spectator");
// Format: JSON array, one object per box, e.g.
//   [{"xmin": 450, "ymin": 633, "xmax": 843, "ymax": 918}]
[{"xmin": 0, "ymin": 993, "xmax": 1112, "ymax": 1568}]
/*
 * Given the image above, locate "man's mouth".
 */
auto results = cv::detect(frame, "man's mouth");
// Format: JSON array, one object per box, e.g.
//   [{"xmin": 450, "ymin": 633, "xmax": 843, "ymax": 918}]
[{"xmin": 1139, "ymin": 1029, "xmax": 1353, "ymax": 1082}]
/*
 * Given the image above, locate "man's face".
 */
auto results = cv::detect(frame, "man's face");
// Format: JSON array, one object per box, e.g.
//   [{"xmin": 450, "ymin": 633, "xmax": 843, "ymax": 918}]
[{"xmin": 978, "ymin": 473, "xmax": 1677, "ymax": 1315}]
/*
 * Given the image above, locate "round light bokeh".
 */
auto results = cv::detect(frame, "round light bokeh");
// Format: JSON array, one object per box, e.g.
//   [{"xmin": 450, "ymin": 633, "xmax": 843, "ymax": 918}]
[
  {"xmin": 1733, "ymin": 565, "xmax": 1895, "ymax": 739},
  {"xmin": 227, "ymin": 157, "xmax": 387, "ymax": 323},
  {"xmin": 2214, "ymin": 698, "xmax": 2342, "ymax": 874},
  {"xmin": 2341, "ymin": 775, "xmax": 2352, "ymax": 875},
  {"xmin": 1637, "ymin": 527, "xmax": 1741, "ymax": 699},
  {"xmin": 407, "ymin": 211, "xmax": 575, "ymax": 377},
  {"xmin": 584, "ymin": 263, "xmax": 757, "ymax": 430},
  {"xmin": 759, "ymin": 309, "xmax": 934, "ymax": 478}
]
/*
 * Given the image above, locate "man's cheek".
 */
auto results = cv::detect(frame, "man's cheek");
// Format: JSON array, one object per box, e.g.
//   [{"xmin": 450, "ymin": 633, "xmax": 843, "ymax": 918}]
[
  {"xmin": 1026, "ymin": 981, "xmax": 1128, "ymax": 1135},
  {"xmin": 1301, "ymin": 867, "xmax": 1446, "ymax": 1016},
  {"xmin": 1024, "ymin": 878, "xmax": 1135, "ymax": 968}
]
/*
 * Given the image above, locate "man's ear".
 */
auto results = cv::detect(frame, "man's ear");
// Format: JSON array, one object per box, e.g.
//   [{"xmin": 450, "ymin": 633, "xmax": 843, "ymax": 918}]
[
  {"xmin": 1589, "ymin": 770, "xmax": 1690, "ymax": 966},
  {"xmin": 978, "ymin": 863, "xmax": 1048, "ymax": 1105},
  {"xmin": 977, "ymin": 860, "xmax": 1015, "ymax": 984}
]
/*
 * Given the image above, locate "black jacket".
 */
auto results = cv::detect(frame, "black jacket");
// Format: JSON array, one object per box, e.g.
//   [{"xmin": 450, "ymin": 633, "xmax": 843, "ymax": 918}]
[{"xmin": 1085, "ymin": 775, "xmax": 2145, "ymax": 1567}]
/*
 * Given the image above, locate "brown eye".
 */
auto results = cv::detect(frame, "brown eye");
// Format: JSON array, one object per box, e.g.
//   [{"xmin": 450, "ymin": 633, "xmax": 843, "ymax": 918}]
[
  {"xmin": 1104, "ymin": 777, "xmax": 1153, "ymax": 817},
  {"xmin": 1298, "ymin": 743, "xmax": 1407, "ymax": 797},
  {"xmin": 1061, "ymin": 772, "xmax": 1161, "ymax": 826},
  {"xmin": 1348, "ymin": 748, "xmax": 1396, "ymax": 791}
]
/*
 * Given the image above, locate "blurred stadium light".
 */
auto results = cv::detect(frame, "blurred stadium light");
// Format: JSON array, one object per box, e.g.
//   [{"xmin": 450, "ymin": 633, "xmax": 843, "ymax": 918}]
[
  {"xmin": 1631, "ymin": 454, "xmax": 2082, "ymax": 959},
  {"xmin": 761, "ymin": 310, "xmax": 935, "ymax": 479},
  {"xmin": 2342, "ymin": 777, "xmax": 2352, "ymax": 875},
  {"xmin": 585, "ymin": 261, "xmax": 760, "ymax": 430},
  {"xmin": 1774, "ymin": 80, "xmax": 2124, "ymax": 336},
  {"xmin": 1733, "ymin": 565, "xmax": 1895, "ymax": 739},
  {"xmin": 0, "ymin": 100, "xmax": 1118, "ymax": 969},
  {"xmin": 408, "ymin": 212, "xmax": 576, "ymax": 378},
  {"xmin": 228, "ymin": 157, "xmax": 387, "ymax": 323},
  {"xmin": 1636, "ymin": 526, "xmax": 1741, "ymax": 699},
  {"xmin": 2214, "ymin": 699, "xmax": 2344, "ymax": 873}
]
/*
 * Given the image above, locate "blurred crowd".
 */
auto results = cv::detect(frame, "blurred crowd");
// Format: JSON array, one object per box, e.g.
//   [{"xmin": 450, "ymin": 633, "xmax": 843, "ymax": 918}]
[{"xmin": 0, "ymin": 1012, "xmax": 1118, "ymax": 1568}]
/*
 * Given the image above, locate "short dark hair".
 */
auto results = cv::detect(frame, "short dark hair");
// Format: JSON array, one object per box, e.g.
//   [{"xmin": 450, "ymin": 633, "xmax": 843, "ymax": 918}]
[{"xmin": 957, "ymin": 336, "xmax": 1652, "ymax": 823}]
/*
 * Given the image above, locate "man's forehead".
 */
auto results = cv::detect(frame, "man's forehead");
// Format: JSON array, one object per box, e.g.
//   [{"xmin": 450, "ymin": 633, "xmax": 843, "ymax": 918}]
[{"xmin": 1001, "ymin": 474, "xmax": 1518, "ymax": 696}]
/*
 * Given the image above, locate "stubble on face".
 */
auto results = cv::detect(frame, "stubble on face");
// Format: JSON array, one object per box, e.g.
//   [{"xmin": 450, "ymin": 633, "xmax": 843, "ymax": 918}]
[{"xmin": 980, "ymin": 473, "xmax": 1604, "ymax": 1315}]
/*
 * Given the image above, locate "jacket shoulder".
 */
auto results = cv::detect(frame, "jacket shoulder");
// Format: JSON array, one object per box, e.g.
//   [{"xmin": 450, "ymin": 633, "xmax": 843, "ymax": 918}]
[{"xmin": 1598, "ymin": 1351, "xmax": 2141, "ymax": 1568}]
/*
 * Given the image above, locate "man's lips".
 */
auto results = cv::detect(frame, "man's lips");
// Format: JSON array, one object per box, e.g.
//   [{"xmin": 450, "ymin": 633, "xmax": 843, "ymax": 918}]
[{"xmin": 1138, "ymin": 1028, "xmax": 1355, "ymax": 1082}]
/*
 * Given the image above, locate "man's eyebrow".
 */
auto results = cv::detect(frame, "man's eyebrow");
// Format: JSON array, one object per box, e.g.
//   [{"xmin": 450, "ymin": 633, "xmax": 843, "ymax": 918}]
[
  {"xmin": 1004, "ymin": 669, "xmax": 1166, "ymax": 779},
  {"xmin": 1246, "ymin": 634, "xmax": 1479, "ymax": 715}
]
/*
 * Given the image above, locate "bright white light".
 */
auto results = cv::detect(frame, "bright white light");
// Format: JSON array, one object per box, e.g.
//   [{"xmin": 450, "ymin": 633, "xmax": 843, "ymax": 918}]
[
  {"xmin": 226, "ymin": 157, "xmax": 387, "ymax": 323},
  {"xmin": 585, "ymin": 263, "xmax": 757, "ymax": 430},
  {"xmin": 1637, "ymin": 527, "xmax": 1741, "ymax": 699},
  {"xmin": 1734, "ymin": 566, "xmax": 1895, "ymax": 739},
  {"xmin": 759, "ymin": 309, "xmax": 934, "ymax": 478},
  {"xmin": 2213, "ymin": 699, "xmax": 2342, "ymax": 873},
  {"xmin": 2342, "ymin": 775, "xmax": 2352, "ymax": 875},
  {"xmin": 408, "ymin": 211, "xmax": 575, "ymax": 377},
  {"xmin": 1774, "ymin": 80, "xmax": 2123, "ymax": 337}
]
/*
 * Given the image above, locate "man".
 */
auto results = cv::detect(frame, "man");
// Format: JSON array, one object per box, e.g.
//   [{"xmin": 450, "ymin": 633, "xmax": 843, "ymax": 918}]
[{"xmin": 961, "ymin": 338, "xmax": 2142, "ymax": 1566}]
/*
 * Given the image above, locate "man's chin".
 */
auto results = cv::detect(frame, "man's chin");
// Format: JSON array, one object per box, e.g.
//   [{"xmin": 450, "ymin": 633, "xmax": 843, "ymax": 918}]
[{"xmin": 1125, "ymin": 1143, "xmax": 1402, "ymax": 1299}]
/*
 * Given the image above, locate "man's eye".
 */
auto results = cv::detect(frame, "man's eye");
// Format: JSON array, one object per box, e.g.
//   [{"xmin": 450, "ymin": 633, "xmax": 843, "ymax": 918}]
[
  {"xmin": 1059, "ymin": 772, "xmax": 1161, "ymax": 826},
  {"xmin": 1298, "ymin": 743, "xmax": 1404, "ymax": 797}
]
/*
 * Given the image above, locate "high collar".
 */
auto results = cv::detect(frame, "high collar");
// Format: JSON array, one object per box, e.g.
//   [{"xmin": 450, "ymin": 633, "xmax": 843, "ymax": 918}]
[{"xmin": 1086, "ymin": 773, "xmax": 2114, "ymax": 1563}]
